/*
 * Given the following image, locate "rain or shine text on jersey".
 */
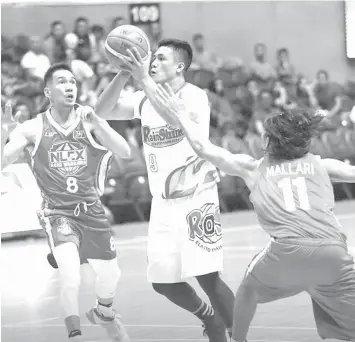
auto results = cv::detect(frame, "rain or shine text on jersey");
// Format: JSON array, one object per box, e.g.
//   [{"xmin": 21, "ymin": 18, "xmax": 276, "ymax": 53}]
[
  {"xmin": 250, "ymin": 153, "xmax": 346, "ymax": 242},
  {"xmin": 30, "ymin": 107, "xmax": 112, "ymax": 208},
  {"xmin": 132, "ymin": 83, "xmax": 219, "ymax": 199}
]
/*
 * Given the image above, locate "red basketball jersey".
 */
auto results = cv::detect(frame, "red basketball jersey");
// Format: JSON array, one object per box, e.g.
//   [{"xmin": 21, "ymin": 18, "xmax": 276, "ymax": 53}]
[
  {"xmin": 30, "ymin": 107, "xmax": 112, "ymax": 209},
  {"xmin": 250, "ymin": 153, "xmax": 346, "ymax": 242}
]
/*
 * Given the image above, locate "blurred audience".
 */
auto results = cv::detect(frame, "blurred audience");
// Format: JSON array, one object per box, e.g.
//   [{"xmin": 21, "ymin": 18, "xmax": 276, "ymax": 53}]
[
  {"xmin": 2, "ymin": 18, "xmax": 355, "ymax": 187},
  {"xmin": 44, "ymin": 21, "xmax": 67, "ymax": 63},
  {"xmin": 249, "ymin": 43, "xmax": 277, "ymax": 90},
  {"xmin": 21, "ymin": 36, "xmax": 51, "ymax": 80},
  {"xmin": 191, "ymin": 33, "xmax": 222, "ymax": 73},
  {"xmin": 73, "ymin": 17, "xmax": 96, "ymax": 62}
]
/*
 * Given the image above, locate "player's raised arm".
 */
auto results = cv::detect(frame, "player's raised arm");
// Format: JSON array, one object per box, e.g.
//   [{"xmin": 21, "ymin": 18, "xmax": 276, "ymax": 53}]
[
  {"xmin": 320, "ymin": 158, "xmax": 355, "ymax": 183},
  {"xmin": 82, "ymin": 106, "xmax": 131, "ymax": 159},
  {"xmin": 94, "ymin": 70, "xmax": 136, "ymax": 120},
  {"xmin": 118, "ymin": 48, "xmax": 181, "ymax": 127},
  {"xmin": 1, "ymin": 103, "xmax": 33, "ymax": 170}
]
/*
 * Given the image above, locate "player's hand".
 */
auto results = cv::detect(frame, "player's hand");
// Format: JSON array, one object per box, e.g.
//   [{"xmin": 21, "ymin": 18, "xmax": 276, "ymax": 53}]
[
  {"xmin": 118, "ymin": 48, "xmax": 152, "ymax": 82},
  {"xmin": 81, "ymin": 105, "xmax": 101, "ymax": 126},
  {"xmin": 156, "ymin": 83, "xmax": 185, "ymax": 119},
  {"xmin": 1, "ymin": 102, "xmax": 20, "ymax": 141}
]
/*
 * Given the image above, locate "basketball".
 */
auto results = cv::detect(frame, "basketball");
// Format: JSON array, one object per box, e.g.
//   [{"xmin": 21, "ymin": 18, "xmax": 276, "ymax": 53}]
[{"xmin": 104, "ymin": 25, "xmax": 150, "ymax": 68}]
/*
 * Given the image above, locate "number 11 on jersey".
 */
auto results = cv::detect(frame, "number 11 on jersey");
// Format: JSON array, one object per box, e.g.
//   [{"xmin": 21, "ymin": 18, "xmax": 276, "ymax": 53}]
[{"xmin": 278, "ymin": 177, "xmax": 311, "ymax": 212}]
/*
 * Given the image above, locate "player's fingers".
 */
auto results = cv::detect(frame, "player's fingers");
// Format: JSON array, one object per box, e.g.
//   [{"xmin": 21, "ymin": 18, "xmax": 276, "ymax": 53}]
[
  {"xmin": 126, "ymin": 49, "xmax": 139, "ymax": 65},
  {"xmin": 164, "ymin": 83, "xmax": 175, "ymax": 97},
  {"xmin": 131, "ymin": 47, "xmax": 143, "ymax": 63},
  {"xmin": 157, "ymin": 84, "xmax": 169, "ymax": 102},
  {"xmin": 4, "ymin": 101, "xmax": 13, "ymax": 120},
  {"xmin": 118, "ymin": 56, "xmax": 134, "ymax": 69},
  {"xmin": 13, "ymin": 111, "xmax": 22, "ymax": 123}
]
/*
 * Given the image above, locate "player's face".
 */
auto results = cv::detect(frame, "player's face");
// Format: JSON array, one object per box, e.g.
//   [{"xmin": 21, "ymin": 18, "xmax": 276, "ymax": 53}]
[
  {"xmin": 150, "ymin": 46, "xmax": 183, "ymax": 83},
  {"xmin": 47, "ymin": 70, "xmax": 77, "ymax": 107}
]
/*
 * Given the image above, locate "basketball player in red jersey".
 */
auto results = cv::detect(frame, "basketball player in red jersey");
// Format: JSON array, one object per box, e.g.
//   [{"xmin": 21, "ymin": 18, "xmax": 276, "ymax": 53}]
[
  {"xmin": 156, "ymin": 88, "xmax": 355, "ymax": 342},
  {"xmin": 1, "ymin": 63, "xmax": 131, "ymax": 342}
]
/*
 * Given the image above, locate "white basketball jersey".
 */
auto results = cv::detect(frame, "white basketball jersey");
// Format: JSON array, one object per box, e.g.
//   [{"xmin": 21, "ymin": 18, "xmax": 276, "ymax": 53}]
[{"xmin": 132, "ymin": 83, "xmax": 219, "ymax": 199}]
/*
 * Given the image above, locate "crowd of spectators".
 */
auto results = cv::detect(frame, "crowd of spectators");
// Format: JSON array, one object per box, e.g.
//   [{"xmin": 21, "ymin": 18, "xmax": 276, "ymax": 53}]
[{"xmin": 2, "ymin": 17, "xmax": 355, "ymax": 202}]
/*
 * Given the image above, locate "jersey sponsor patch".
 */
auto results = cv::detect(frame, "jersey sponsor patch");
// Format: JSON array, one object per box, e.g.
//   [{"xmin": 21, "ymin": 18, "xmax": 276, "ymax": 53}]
[
  {"xmin": 186, "ymin": 203, "xmax": 222, "ymax": 252},
  {"xmin": 73, "ymin": 130, "xmax": 86, "ymax": 139},
  {"xmin": 44, "ymin": 130, "xmax": 58, "ymax": 137},
  {"xmin": 142, "ymin": 125, "xmax": 184, "ymax": 148},
  {"xmin": 48, "ymin": 141, "xmax": 87, "ymax": 176},
  {"xmin": 56, "ymin": 217, "xmax": 72, "ymax": 235}
]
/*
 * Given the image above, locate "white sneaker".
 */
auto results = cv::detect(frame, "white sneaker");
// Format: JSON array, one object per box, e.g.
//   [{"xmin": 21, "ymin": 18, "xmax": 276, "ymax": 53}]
[{"xmin": 86, "ymin": 307, "xmax": 130, "ymax": 342}]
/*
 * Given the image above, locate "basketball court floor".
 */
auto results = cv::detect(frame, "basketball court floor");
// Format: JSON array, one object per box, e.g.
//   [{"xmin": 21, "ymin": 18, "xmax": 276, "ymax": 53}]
[{"xmin": 2, "ymin": 200, "xmax": 354, "ymax": 342}]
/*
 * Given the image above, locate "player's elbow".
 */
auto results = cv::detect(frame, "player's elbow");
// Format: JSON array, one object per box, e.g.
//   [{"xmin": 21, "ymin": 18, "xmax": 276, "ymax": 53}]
[
  {"xmin": 120, "ymin": 144, "xmax": 131, "ymax": 159},
  {"xmin": 115, "ymin": 140, "xmax": 131, "ymax": 160}
]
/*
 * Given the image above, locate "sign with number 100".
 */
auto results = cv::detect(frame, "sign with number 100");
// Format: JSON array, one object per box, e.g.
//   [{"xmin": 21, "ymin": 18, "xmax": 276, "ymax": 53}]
[{"xmin": 129, "ymin": 3, "xmax": 161, "ymax": 24}]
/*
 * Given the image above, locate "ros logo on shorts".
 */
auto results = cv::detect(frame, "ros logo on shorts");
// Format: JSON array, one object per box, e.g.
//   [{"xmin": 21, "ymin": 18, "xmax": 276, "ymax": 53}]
[
  {"xmin": 48, "ymin": 141, "xmax": 87, "ymax": 176},
  {"xmin": 187, "ymin": 203, "xmax": 222, "ymax": 244},
  {"xmin": 56, "ymin": 217, "xmax": 72, "ymax": 236}
]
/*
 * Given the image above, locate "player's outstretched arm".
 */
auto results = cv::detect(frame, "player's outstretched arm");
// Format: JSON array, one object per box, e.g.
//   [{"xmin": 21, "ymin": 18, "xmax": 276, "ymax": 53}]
[
  {"xmin": 83, "ymin": 107, "xmax": 131, "ymax": 159},
  {"xmin": 94, "ymin": 70, "xmax": 135, "ymax": 120},
  {"xmin": 179, "ymin": 116, "xmax": 257, "ymax": 178},
  {"xmin": 321, "ymin": 158, "xmax": 355, "ymax": 183},
  {"xmin": 2, "ymin": 123, "xmax": 33, "ymax": 170},
  {"xmin": 1, "ymin": 103, "xmax": 31, "ymax": 170}
]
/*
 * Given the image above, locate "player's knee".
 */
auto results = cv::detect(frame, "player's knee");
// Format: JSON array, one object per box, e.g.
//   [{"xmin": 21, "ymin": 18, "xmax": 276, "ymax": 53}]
[
  {"xmin": 237, "ymin": 281, "xmax": 259, "ymax": 303},
  {"xmin": 152, "ymin": 283, "xmax": 173, "ymax": 296},
  {"xmin": 196, "ymin": 272, "xmax": 219, "ymax": 292},
  {"xmin": 89, "ymin": 258, "xmax": 121, "ymax": 285},
  {"xmin": 54, "ymin": 242, "xmax": 81, "ymax": 287}
]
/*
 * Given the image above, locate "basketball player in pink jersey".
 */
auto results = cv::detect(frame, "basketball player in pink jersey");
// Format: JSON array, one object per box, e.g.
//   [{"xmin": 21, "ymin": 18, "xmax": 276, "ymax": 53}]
[
  {"xmin": 155, "ymin": 90, "xmax": 355, "ymax": 342},
  {"xmin": 95, "ymin": 39, "xmax": 234, "ymax": 341},
  {"xmin": 1, "ymin": 63, "xmax": 131, "ymax": 342}
]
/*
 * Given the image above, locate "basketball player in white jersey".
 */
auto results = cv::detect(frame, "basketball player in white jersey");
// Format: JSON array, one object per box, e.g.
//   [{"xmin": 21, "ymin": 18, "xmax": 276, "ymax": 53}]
[
  {"xmin": 1, "ymin": 63, "xmax": 131, "ymax": 342},
  {"xmin": 95, "ymin": 39, "xmax": 234, "ymax": 341}
]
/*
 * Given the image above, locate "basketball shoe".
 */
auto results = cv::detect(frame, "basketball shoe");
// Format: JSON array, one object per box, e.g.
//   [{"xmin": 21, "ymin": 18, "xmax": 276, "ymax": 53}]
[
  {"xmin": 202, "ymin": 312, "xmax": 228, "ymax": 342},
  {"xmin": 86, "ymin": 307, "xmax": 129, "ymax": 342}
]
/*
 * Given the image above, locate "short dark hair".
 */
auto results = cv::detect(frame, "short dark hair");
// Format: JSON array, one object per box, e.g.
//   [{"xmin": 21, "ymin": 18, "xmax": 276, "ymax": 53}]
[
  {"xmin": 277, "ymin": 47, "xmax": 288, "ymax": 56},
  {"xmin": 75, "ymin": 17, "xmax": 88, "ymax": 24},
  {"xmin": 158, "ymin": 38, "xmax": 193, "ymax": 71},
  {"xmin": 51, "ymin": 20, "xmax": 63, "ymax": 29},
  {"xmin": 44, "ymin": 63, "xmax": 73, "ymax": 86},
  {"xmin": 264, "ymin": 108, "xmax": 323, "ymax": 160},
  {"xmin": 316, "ymin": 69, "xmax": 329, "ymax": 80},
  {"xmin": 192, "ymin": 33, "xmax": 204, "ymax": 41},
  {"xmin": 92, "ymin": 25, "xmax": 104, "ymax": 34}
]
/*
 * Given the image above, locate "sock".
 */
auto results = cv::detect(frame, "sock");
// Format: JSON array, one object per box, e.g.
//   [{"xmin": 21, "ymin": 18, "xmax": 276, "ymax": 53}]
[
  {"xmin": 197, "ymin": 273, "xmax": 234, "ymax": 330},
  {"xmin": 192, "ymin": 301, "xmax": 215, "ymax": 321},
  {"xmin": 97, "ymin": 298, "xmax": 114, "ymax": 318},
  {"xmin": 152, "ymin": 282, "xmax": 209, "ymax": 318},
  {"xmin": 65, "ymin": 315, "xmax": 81, "ymax": 337},
  {"xmin": 232, "ymin": 284, "xmax": 257, "ymax": 342}
]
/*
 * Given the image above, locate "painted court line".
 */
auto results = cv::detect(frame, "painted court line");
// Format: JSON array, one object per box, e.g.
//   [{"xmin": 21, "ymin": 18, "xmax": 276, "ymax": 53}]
[
  {"xmin": 1, "ymin": 323, "xmax": 316, "ymax": 331},
  {"xmin": 88, "ymin": 340, "xmax": 274, "ymax": 342},
  {"xmin": 115, "ymin": 212, "xmax": 355, "ymax": 244},
  {"xmin": 88, "ymin": 340, "xmax": 271, "ymax": 342}
]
